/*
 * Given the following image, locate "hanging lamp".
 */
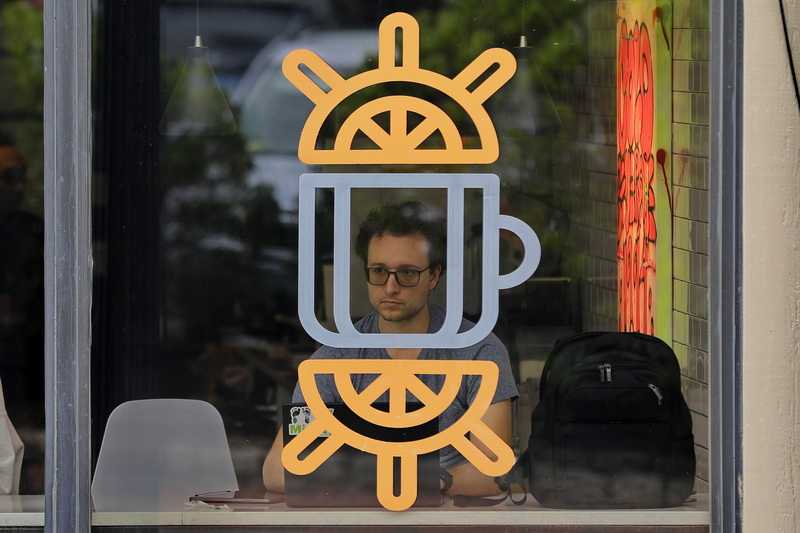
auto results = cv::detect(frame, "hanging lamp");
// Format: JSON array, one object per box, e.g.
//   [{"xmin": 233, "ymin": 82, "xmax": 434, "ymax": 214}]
[
  {"xmin": 159, "ymin": 1, "xmax": 236, "ymax": 136},
  {"xmin": 497, "ymin": 35, "xmax": 562, "ymax": 138}
]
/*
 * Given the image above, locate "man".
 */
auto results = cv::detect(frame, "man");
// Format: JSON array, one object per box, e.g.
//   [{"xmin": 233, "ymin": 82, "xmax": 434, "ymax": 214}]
[{"xmin": 263, "ymin": 201, "xmax": 517, "ymax": 497}]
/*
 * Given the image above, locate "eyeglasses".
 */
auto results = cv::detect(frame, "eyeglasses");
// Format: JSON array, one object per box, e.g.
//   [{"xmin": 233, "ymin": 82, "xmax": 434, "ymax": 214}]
[{"xmin": 364, "ymin": 266, "xmax": 431, "ymax": 287}]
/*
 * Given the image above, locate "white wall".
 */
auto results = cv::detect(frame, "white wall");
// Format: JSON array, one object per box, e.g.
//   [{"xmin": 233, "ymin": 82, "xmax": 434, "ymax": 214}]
[{"xmin": 742, "ymin": 0, "xmax": 800, "ymax": 531}]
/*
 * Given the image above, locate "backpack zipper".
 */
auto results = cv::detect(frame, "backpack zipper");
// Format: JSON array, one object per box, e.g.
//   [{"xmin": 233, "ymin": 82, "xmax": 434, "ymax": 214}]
[
  {"xmin": 598, "ymin": 363, "xmax": 612, "ymax": 382},
  {"xmin": 649, "ymin": 384, "xmax": 663, "ymax": 405}
]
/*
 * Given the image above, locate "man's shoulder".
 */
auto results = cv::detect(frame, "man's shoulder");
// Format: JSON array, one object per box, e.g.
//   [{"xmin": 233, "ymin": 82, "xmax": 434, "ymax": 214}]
[
  {"xmin": 353, "ymin": 311, "xmax": 380, "ymax": 333},
  {"xmin": 309, "ymin": 313, "xmax": 379, "ymax": 359},
  {"xmin": 427, "ymin": 304, "xmax": 507, "ymax": 352},
  {"xmin": 463, "ymin": 331, "xmax": 508, "ymax": 359},
  {"xmin": 310, "ymin": 343, "xmax": 360, "ymax": 359}
]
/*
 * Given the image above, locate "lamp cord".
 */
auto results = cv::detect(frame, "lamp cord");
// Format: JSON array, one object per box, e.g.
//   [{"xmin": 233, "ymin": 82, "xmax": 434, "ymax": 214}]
[
  {"xmin": 779, "ymin": 0, "xmax": 800, "ymax": 113},
  {"xmin": 195, "ymin": 0, "xmax": 200, "ymax": 37}
]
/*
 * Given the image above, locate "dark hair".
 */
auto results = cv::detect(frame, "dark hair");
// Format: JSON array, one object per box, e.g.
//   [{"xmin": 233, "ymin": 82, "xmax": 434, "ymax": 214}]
[{"xmin": 355, "ymin": 201, "xmax": 447, "ymax": 270}]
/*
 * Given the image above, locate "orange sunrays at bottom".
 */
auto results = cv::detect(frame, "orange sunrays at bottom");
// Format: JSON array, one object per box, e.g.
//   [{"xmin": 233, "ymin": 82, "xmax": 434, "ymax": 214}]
[{"xmin": 282, "ymin": 359, "xmax": 514, "ymax": 511}]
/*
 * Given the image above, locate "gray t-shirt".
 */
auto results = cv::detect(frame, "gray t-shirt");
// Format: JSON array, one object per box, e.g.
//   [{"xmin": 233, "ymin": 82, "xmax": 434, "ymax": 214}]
[{"xmin": 292, "ymin": 304, "xmax": 518, "ymax": 468}]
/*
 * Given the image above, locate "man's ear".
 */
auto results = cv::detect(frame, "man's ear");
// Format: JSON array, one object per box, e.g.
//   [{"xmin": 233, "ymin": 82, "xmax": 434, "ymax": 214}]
[{"xmin": 428, "ymin": 265, "xmax": 443, "ymax": 290}]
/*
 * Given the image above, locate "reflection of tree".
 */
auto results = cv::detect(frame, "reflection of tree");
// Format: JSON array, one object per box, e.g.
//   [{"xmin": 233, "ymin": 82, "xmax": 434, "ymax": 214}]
[
  {"xmin": 0, "ymin": 0, "xmax": 44, "ymax": 217},
  {"xmin": 161, "ymin": 133, "xmax": 299, "ymax": 343},
  {"xmin": 160, "ymin": 1, "xmax": 591, "ymax": 343},
  {"xmin": 415, "ymin": 0, "xmax": 585, "ymax": 83},
  {"xmin": 417, "ymin": 0, "xmax": 589, "ymax": 283},
  {"xmin": 329, "ymin": 1, "xmax": 586, "ymax": 266},
  {"xmin": 327, "ymin": 0, "xmax": 586, "ymax": 154},
  {"xmin": 1, "ymin": 1, "xmax": 43, "ymax": 111}
]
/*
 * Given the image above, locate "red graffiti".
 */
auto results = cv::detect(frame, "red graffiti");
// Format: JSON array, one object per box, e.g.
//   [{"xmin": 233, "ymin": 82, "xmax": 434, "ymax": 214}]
[{"xmin": 617, "ymin": 20, "xmax": 656, "ymax": 335}]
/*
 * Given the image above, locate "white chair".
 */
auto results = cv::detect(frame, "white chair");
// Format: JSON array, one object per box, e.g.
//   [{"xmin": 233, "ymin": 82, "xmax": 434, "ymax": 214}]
[
  {"xmin": 91, "ymin": 399, "xmax": 239, "ymax": 511},
  {"xmin": 0, "ymin": 379, "xmax": 23, "ymax": 495}
]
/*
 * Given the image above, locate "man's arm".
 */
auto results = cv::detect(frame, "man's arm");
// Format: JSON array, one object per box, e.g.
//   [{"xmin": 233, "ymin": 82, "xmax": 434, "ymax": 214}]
[
  {"xmin": 263, "ymin": 400, "xmax": 512, "ymax": 496},
  {"xmin": 444, "ymin": 398, "xmax": 512, "ymax": 497},
  {"xmin": 262, "ymin": 431, "xmax": 285, "ymax": 493}
]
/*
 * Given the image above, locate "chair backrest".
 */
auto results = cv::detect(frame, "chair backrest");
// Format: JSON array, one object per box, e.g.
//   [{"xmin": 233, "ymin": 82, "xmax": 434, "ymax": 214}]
[
  {"xmin": 91, "ymin": 399, "xmax": 239, "ymax": 511},
  {"xmin": 0, "ymin": 379, "xmax": 24, "ymax": 495}
]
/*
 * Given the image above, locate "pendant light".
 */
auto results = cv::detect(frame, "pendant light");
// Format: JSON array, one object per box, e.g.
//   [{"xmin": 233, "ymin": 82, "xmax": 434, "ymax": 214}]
[
  {"xmin": 159, "ymin": 1, "xmax": 236, "ymax": 136},
  {"xmin": 496, "ymin": 35, "xmax": 562, "ymax": 138}
]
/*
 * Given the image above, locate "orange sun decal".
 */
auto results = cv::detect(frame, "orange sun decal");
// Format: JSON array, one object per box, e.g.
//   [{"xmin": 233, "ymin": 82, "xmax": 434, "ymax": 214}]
[{"xmin": 282, "ymin": 12, "xmax": 515, "ymax": 165}]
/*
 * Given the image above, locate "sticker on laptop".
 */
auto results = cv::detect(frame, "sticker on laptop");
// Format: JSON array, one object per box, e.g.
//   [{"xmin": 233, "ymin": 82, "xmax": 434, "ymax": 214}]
[{"xmin": 287, "ymin": 406, "xmax": 332, "ymax": 437}]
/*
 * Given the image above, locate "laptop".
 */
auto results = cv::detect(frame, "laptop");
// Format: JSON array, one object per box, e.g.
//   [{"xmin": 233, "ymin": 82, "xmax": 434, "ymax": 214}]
[{"xmin": 282, "ymin": 402, "xmax": 443, "ymax": 508}]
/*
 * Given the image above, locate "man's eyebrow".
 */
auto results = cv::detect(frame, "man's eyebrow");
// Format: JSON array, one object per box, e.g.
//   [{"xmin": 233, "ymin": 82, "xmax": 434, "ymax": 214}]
[{"xmin": 367, "ymin": 262, "xmax": 424, "ymax": 269}]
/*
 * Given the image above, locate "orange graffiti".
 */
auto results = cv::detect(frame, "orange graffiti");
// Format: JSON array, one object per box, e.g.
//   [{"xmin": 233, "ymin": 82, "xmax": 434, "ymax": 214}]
[{"xmin": 617, "ymin": 20, "xmax": 656, "ymax": 334}]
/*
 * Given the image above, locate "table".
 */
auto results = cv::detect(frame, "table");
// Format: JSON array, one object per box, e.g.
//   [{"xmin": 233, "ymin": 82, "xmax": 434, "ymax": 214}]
[
  {"xmin": 91, "ymin": 493, "xmax": 710, "ymax": 531},
  {"xmin": 0, "ymin": 495, "xmax": 45, "ymax": 527},
  {"xmin": 0, "ymin": 494, "xmax": 710, "ymax": 530}
]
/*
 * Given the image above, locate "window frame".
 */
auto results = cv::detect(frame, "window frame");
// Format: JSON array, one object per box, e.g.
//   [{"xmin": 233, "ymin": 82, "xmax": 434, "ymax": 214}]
[
  {"xmin": 42, "ymin": 0, "xmax": 743, "ymax": 530},
  {"xmin": 708, "ymin": 0, "xmax": 744, "ymax": 531},
  {"xmin": 43, "ymin": 0, "xmax": 92, "ymax": 531}
]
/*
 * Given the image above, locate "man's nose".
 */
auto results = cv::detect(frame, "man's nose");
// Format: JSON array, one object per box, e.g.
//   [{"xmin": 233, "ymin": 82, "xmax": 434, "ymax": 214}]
[{"xmin": 383, "ymin": 273, "xmax": 402, "ymax": 292}]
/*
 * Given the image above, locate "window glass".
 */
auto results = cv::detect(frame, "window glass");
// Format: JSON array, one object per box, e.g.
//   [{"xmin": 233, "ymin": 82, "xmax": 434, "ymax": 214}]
[
  {"xmin": 90, "ymin": 0, "xmax": 711, "ymax": 521},
  {"xmin": 0, "ymin": 0, "xmax": 45, "ymax": 499}
]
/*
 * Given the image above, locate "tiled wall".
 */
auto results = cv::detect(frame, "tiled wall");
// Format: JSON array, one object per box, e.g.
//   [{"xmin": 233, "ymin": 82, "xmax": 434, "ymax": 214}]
[
  {"xmin": 672, "ymin": 0, "xmax": 711, "ymax": 494},
  {"xmin": 565, "ymin": 0, "xmax": 619, "ymax": 331},
  {"xmin": 519, "ymin": 0, "xmax": 711, "ymax": 493},
  {"xmin": 503, "ymin": 0, "xmax": 618, "ymax": 333}
]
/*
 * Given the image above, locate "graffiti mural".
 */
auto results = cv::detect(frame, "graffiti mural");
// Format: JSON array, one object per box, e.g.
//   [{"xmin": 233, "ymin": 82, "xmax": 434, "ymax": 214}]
[{"xmin": 617, "ymin": 1, "xmax": 672, "ymax": 338}]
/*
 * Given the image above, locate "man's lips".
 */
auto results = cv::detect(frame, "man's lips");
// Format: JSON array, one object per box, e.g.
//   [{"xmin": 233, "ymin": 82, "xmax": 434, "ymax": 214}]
[{"xmin": 380, "ymin": 299, "xmax": 403, "ymax": 307}]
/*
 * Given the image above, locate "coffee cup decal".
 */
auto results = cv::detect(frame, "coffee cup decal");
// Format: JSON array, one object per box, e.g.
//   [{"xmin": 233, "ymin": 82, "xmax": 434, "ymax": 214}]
[
  {"xmin": 281, "ymin": 12, "xmax": 539, "ymax": 510},
  {"xmin": 297, "ymin": 172, "xmax": 541, "ymax": 348}
]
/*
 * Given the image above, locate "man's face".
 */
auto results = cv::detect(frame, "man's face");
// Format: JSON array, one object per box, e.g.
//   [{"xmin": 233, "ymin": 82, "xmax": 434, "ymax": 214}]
[{"xmin": 366, "ymin": 232, "xmax": 441, "ymax": 327}]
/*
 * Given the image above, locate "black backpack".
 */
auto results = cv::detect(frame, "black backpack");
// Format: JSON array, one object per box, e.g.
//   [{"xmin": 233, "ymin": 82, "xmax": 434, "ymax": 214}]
[{"xmin": 479, "ymin": 331, "xmax": 696, "ymax": 509}]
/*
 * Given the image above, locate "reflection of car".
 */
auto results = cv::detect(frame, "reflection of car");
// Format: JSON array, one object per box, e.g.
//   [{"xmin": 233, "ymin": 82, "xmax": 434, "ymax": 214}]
[
  {"xmin": 231, "ymin": 30, "xmax": 379, "ymax": 216},
  {"xmin": 161, "ymin": 0, "xmax": 336, "ymax": 91}
]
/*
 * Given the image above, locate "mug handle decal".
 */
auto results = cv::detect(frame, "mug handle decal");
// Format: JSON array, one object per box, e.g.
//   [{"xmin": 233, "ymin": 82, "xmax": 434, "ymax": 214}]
[{"xmin": 496, "ymin": 214, "xmax": 541, "ymax": 290}]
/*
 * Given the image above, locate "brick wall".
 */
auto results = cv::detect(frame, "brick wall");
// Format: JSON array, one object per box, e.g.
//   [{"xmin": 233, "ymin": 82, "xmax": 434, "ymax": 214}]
[{"xmin": 672, "ymin": 0, "xmax": 711, "ymax": 494}]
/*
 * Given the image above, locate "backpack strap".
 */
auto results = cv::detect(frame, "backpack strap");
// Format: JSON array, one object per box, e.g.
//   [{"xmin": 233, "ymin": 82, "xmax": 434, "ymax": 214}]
[
  {"xmin": 453, "ymin": 492, "xmax": 511, "ymax": 507},
  {"xmin": 452, "ymin": 453, "xmax": 529, "ymax": 507},
  {"xmin": 452, "ymin": 475, "xmax": 528, "ymax": 507}
]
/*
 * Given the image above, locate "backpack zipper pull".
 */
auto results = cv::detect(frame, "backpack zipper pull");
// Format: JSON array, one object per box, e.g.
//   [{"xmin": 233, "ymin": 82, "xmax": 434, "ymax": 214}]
[
  {"xmin": 598, "ymin": 363, "xmax": 612, "ymax": 382},
  {"xmin": 649, "ymin": 384, "xmax": 663, "ymax": 405},
  {"xmin": 604, "ymin": 363, "xmax": 612, "ymax": 382}
]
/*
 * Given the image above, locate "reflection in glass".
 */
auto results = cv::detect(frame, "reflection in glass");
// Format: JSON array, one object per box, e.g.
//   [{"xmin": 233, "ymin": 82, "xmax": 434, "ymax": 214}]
[
  {"xmin": 496, "ymin": 36, "xmax": 562, "ymax": 138},
  {"xmin": 0, "ymin": 0, "xmax": 45, "ymax": 496},
  {"xmin": 159, "ymin": 36, "xmax": 236, "ymax": 136},
  {"xmin": 90, "ymin": 0, "xmax": 712, "ymax": 503}
]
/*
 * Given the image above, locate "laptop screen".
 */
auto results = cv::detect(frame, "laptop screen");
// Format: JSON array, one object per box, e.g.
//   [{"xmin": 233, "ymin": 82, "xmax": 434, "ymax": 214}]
[{"xmin": 282, "ymin": 402, "xmax": 442, "ymax": 508}]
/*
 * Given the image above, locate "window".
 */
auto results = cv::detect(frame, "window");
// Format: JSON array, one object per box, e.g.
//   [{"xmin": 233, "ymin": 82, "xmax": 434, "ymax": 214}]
[{"xmin": 47, "ymin": 0, "xmax": 722, "ymax": 529}]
